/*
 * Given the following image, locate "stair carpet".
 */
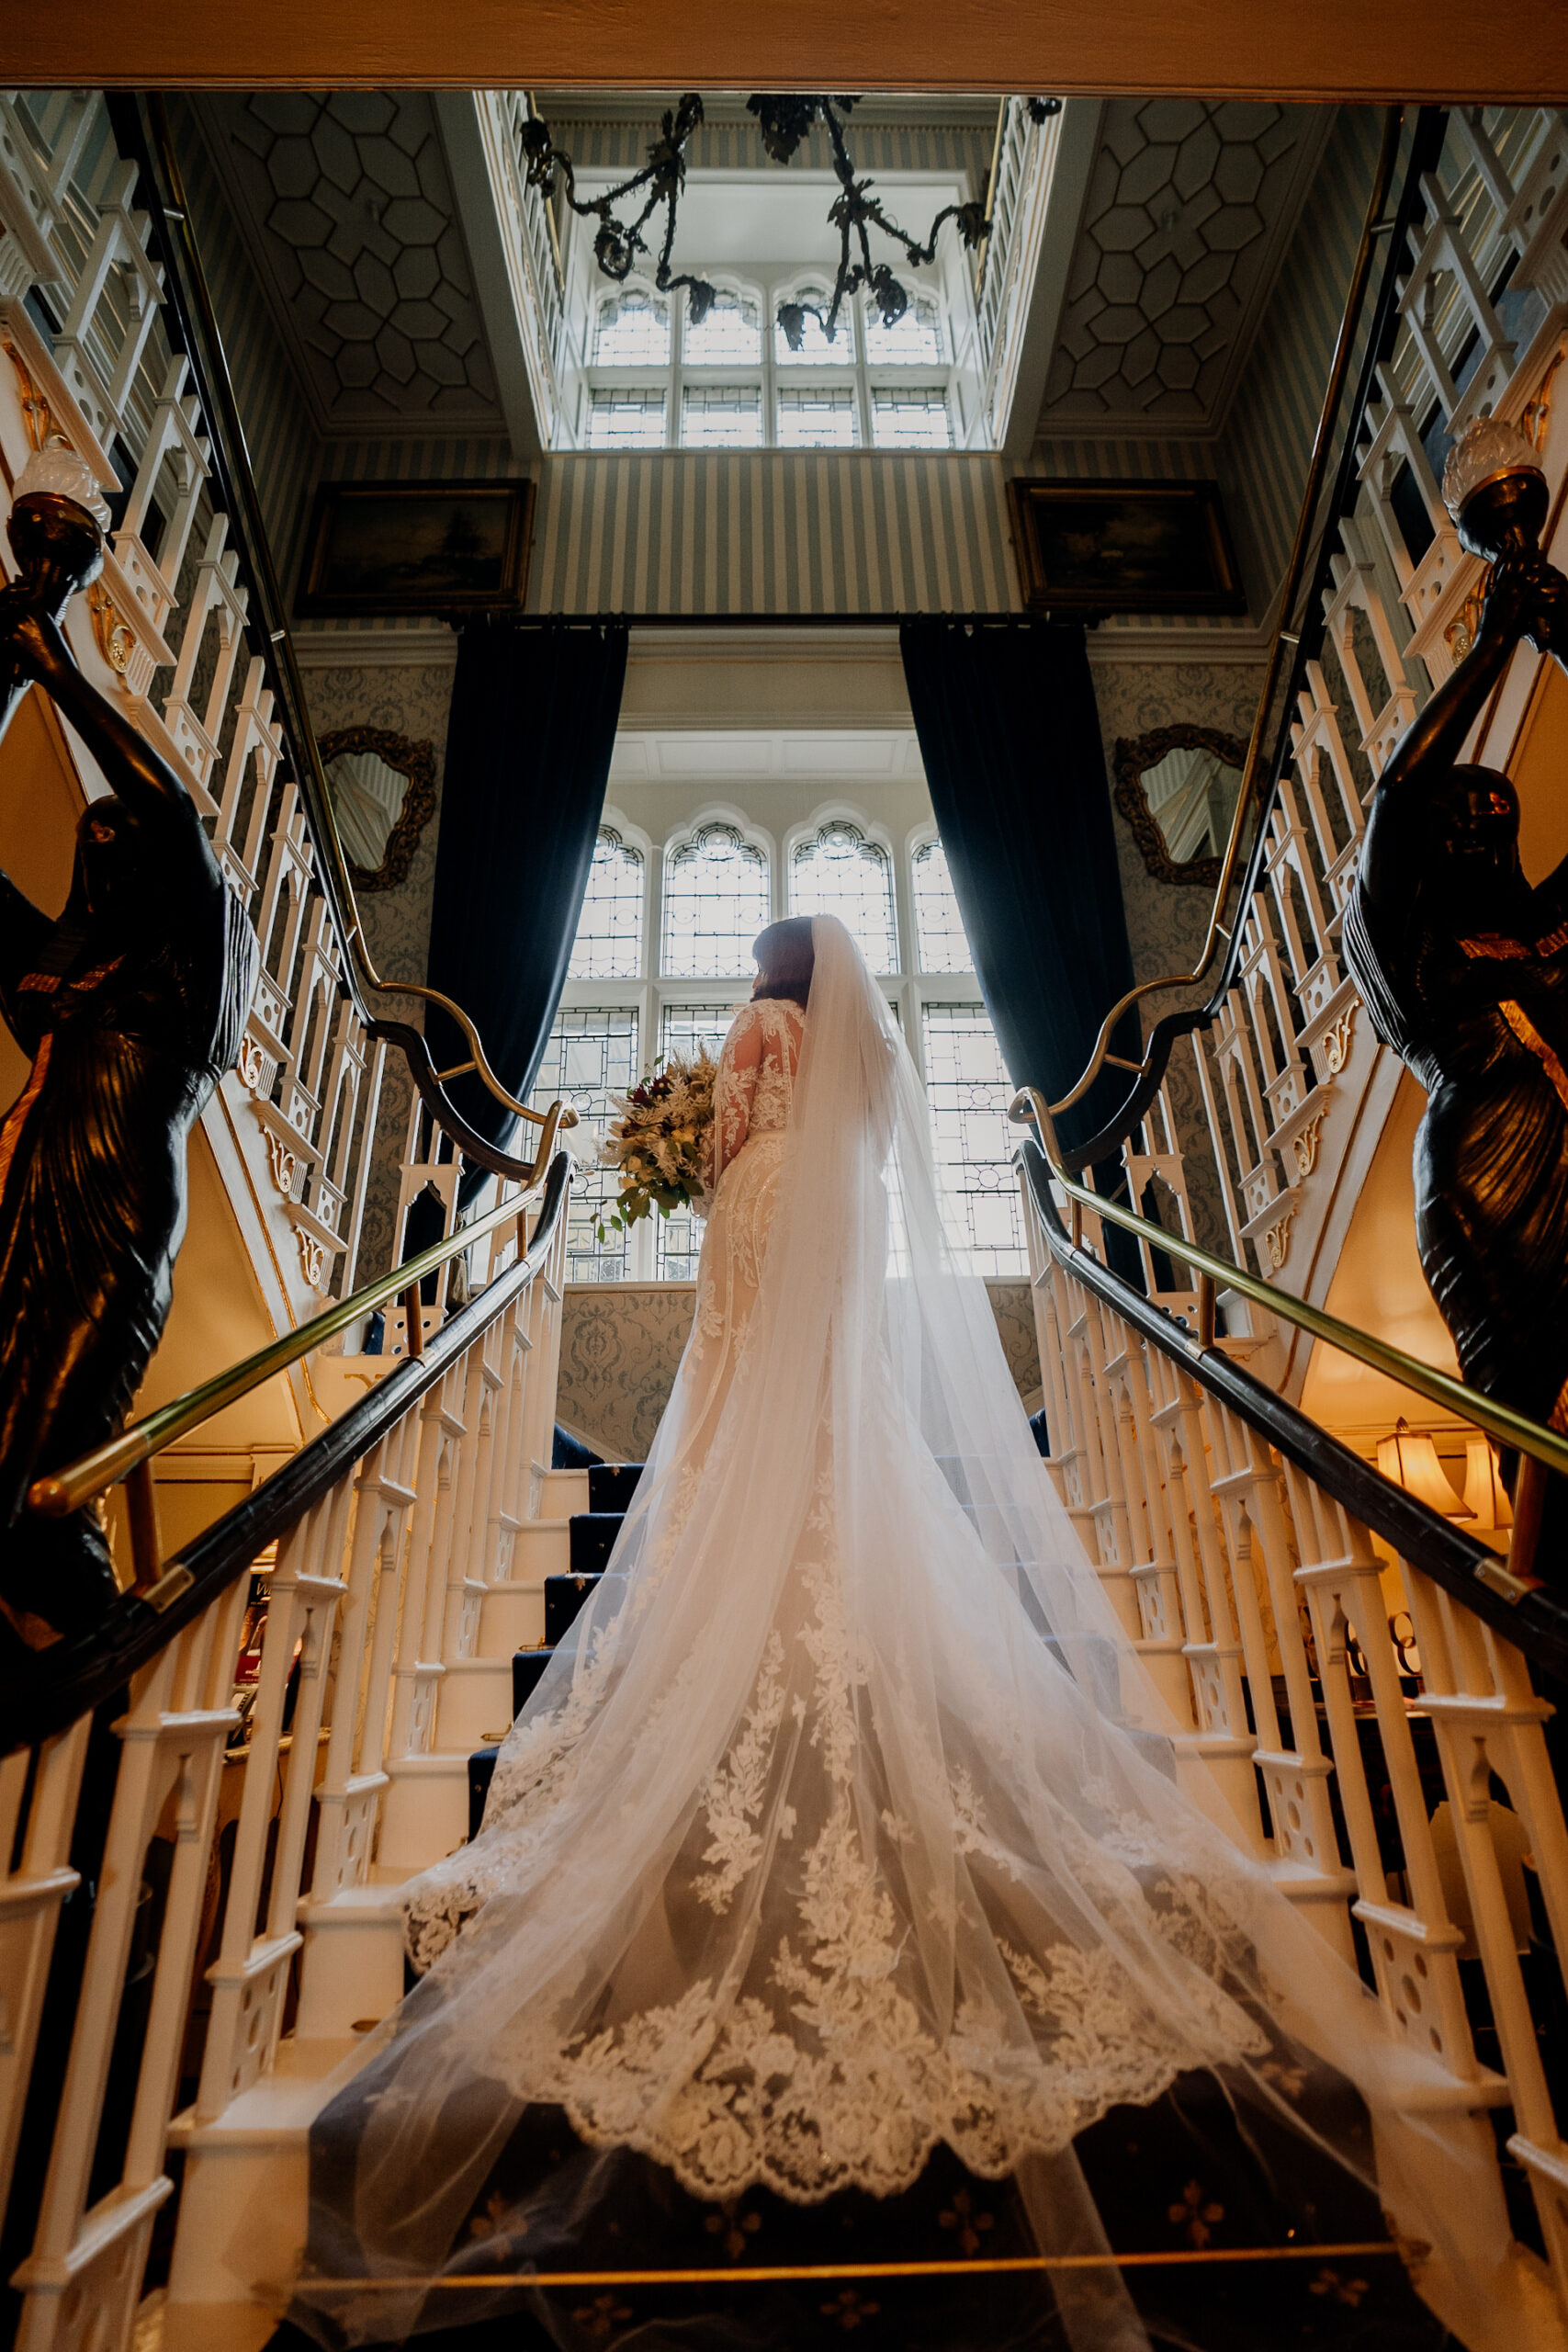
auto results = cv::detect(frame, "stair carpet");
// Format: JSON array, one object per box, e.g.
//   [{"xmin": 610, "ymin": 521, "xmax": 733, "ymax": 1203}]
[{"xmin": 468, "ymin": 1462, "xmax": 643, "ymax": 1838}]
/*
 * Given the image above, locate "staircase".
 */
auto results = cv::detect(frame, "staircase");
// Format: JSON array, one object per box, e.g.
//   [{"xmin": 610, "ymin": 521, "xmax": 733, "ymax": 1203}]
[{"xmin": 467, "ymin": 1462, "xmax": 646, "ymax": 1838}]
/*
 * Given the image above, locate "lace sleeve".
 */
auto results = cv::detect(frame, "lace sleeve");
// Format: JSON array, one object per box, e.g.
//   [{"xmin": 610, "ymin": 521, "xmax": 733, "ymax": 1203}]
[{"xmin": 707, "ymin": 1001, "xmax": 765, "ymax": 1191}]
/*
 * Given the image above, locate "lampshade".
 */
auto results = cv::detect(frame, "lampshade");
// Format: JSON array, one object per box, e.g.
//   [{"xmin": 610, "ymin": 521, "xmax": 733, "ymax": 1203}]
[
  {"xmin": 14, "ymin": 433, "xmax": 111, "ymax": 529},
  {"xmin": 1376, "ymin": 1420, "xmax": 1472, "ymax": 1518},
  {"xmin": 1461, "ymin": 1433, "xmax": 1514, "ymax": 1532}
]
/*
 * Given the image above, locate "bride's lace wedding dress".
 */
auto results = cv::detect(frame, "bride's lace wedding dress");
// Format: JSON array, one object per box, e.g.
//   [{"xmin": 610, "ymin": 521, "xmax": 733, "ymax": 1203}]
[{"xmin": 291, "ymin": 920, "xmax": 1506, "ymax": 2350}]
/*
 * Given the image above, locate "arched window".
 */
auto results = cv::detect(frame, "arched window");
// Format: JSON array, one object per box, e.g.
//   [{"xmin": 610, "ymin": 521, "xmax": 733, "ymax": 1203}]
[
  {"xmin": 661, "ymin": 821, "xmax": 771, "ymax": 978},
  {"xmin": 788, "ymin": 820, "xmax": 897, "ymax": 973},
  {"xmin": 911, "ymin": 839, "xmax": 972, "ymax": 973},
  {"xmin": 683, "ymin": 285, "xmax": 762, "ymax": 367},
  {"xmin": 863, "ymin": 290, "xmax": 944, "ymax": 368},
  {"xmin": 569, "ymin": 826, "xmax": 645, "ymax": 978},
  {"xmin": 773, "ymin": 286, "xmax": 853, "ymax": 367},
  {"xmin": 592, "ymin": 286, "xmax": 671, "ymax": 366},
  {"xmin": 920, "ymin": 1003, "xmax": 1023, "ymax": 1274}
]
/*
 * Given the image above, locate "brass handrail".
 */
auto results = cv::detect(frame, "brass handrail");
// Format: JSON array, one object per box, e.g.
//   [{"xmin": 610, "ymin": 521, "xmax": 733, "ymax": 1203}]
[
  {"xmin": 1010, "ymin": 1085, "xmax": 1568, "ymax": 1487},
  {"xmin": 139, "ymin": 96, "xmax": 558, "ymax": 1136},
  {"xmin": 1046, "ymin": 104, "xmax": 1405, "ymax": 1123},
  {"xmin": 28, "ymin": 1134, "xmax": 569, "ymax": 1522}
]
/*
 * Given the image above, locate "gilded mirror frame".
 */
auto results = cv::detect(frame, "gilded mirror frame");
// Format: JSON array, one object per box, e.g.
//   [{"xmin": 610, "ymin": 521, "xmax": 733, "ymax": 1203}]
[
  {"xmin": 318, "ymin": 727, "xmax": 437, "ymax": 892},
  {"xmin": 1112, "ymin": 722, "xmax": 1247, "ymax": 889}
]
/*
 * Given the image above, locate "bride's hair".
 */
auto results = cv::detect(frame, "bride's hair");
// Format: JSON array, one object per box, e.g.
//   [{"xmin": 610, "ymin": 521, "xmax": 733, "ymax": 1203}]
[{"xmin": 751, "ymin": 915, "xmax": 815, "ymax": 1009}]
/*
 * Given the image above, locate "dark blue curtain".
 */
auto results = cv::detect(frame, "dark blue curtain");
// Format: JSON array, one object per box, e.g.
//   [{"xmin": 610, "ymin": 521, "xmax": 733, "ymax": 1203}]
[
  {"xmin": 424, "ymin": 619, "xmax": 628, "ymax": 1203},
  {"xmin": 898, "ymin": 618, "xmax": 1142, "ymax": 1159}
]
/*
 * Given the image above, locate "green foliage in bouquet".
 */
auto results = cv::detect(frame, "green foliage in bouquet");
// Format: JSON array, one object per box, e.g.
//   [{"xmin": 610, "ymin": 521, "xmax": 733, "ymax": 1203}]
[{"xmin": 596, "ymin": 1048, "xmax": 719, "ymax": 1243}]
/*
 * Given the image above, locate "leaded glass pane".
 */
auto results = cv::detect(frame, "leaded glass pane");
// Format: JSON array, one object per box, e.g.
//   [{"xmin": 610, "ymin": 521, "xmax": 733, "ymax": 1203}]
[
  {"xmin": 863, "ymin": 292, "xmax": 944, "ymax": 368},
  {"xmin": 919, "ymin": 1003, "xmax": 1025, "ymax": 1274},
  {"xmin": 681, "ymin": 383, "xmax": 763, "ymax": 448},
  {"xmin": 870, "ymin": 384, "xmax": 953, "ymax": 448},
  {"xmin": 588, "ymin": 388, "xmax": 667, "ymax": 447},
  {"xmin": 683, "ymin": 288, "xmax": 762, "ymax": 366},
  {"xmin": 569, "ymin": 827, "xmax": 645, "ymax": 979},
  {"xmin": 774, "ymin": 294, "xmax": 853, "ymax": 367},
  {"xmin": 912, "ymin": 840, "xmax": 972, "ymax": 973},
  {"xmin": 662, "ymin": 823, "xmax": 771, "ymax": 978},
  {"xmin": 656, "ymin": 1001, "xmax": 741, "ymax": 1278},
  {"xmin": 593, "ymin": 288, "xmax": 671, "ymax": 367},
  {"xmin": 775, "ymin": 386, "xmax": 859, "ymax": 448},
  {"xmin": 531, "ymin": 1007, "xmax": 639, "ymax": 1280},
  {"xmin": 788, "ymin": 821, "xmax": 897, "ymax": 972}
]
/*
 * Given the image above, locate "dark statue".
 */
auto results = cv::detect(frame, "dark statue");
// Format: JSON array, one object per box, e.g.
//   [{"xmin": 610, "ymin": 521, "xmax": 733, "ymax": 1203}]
[
  {"xmin": 1343, "ymin": 419, "xmax": 1568, "ymax": 1476},
  {"xmin": 0, "ymin": 469, "xmax": 257, "ymax": 1650}
]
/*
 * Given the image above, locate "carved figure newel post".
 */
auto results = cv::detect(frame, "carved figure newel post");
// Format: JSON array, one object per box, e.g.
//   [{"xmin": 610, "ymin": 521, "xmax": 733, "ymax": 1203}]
[
  {"xmin": 1343, "ymin": 416, "xmax": 1568, "ymax": 1534},
  {"xmin": 0, "ymin": 442, "xmax": 258, "ymax": 1652}
]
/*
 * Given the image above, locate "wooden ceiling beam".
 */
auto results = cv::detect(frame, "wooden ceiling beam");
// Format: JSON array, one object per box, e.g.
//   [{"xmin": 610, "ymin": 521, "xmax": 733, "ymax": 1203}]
[{"xmin": 6, "ymin": 0, "xmax": 1568, "ymax": 103}]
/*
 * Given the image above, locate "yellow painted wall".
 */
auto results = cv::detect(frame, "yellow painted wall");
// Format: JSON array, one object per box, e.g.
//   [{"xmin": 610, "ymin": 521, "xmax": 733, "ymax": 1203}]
[
  {"xmin": 1510, "ymin": 654, "xmax": 1568, "ymax": 890},
  {"xmin": 1299, "ymin": 1069, "xmax": 1463, "ymax": 1447},
  {"xmin": 0, "ymin": 689, "xmax": 85, "ymax": 1106}
]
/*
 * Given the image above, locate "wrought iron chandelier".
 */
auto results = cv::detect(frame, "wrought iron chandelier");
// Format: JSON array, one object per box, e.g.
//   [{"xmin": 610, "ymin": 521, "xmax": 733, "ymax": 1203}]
[{"xmin": 518, "ymin": 94, "xmax": 1063, "ymax": 349}]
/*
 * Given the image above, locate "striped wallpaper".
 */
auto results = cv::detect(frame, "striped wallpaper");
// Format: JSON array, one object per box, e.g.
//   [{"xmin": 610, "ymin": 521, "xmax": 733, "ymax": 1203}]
[
  {"xmin": 174, "ymin": 98, "xmax": 321, "ymax": 597},
  {"xmin": 526, "ymin": 452, "xmax": 1019, "ymax": 615},
  {"xmin": 1217, "ymin": 107, "xmax": 1386, "ymax": 615}
]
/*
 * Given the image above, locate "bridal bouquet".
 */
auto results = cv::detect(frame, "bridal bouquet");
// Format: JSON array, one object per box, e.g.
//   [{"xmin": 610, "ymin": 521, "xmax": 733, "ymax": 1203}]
[{"xmin": 596, "ymin": 1048, "xmax": 718, "ymax": 1242}]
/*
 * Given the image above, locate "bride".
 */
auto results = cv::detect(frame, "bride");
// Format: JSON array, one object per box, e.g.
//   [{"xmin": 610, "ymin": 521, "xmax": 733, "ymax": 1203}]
[{"xmin": 288, "ymin": 915, "xmax": 1506, "ymax": 2351}]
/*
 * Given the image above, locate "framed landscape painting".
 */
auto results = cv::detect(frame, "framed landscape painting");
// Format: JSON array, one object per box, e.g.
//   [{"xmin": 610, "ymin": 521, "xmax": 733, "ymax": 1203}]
[
  {"xmin": 1008, "ymin": 478, "xmax": 1247, "ymax": 616},
  {"xmin": 295, "ymin": 479, "xmax": 535, "ymax": 618}
]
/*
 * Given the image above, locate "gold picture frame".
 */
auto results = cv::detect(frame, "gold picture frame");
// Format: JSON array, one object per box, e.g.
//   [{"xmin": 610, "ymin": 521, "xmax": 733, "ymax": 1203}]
[
  {"xmin": 296, "ymin": 478, "xmax": 535, "ymax": 618},
  {"xmin": 1008, "ymin": 478, "xmax": 1247, "ymax": 617}
]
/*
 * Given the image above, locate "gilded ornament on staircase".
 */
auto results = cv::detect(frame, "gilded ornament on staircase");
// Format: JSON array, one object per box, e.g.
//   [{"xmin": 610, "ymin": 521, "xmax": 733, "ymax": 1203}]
[
  {"xmin": 1, "ymin": 337, "xmax": 54, "ymax": 454},
  {"xmin": 297, "ymin": 1229, "xmax": 327, "ymax": 1287},
  {"xmin": 85, "ymin": 580, "xmax": 133, "ymax": 676},
  {"xmin": 236, "ymin": 1032, "xmax": 268, "ymax": 1092},
  {"xmin": 1264, "ymin": 1209, "xmax": 1294, "ymax": 1270},
  {"xmin": 1321, "ymin": 1005, "xmax": 1356, "ymax": 1074},
  {"xmin": 1292, "ymin": 1110, "xmax": 1327, "ymax": 1178},
  {"xmin": 263, "ymin": 1126, "xmax": 299, "ymax": 1198}
]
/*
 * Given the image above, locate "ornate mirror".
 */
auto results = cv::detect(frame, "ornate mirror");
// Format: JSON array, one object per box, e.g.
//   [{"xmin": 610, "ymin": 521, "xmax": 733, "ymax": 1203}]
[
  {"xmin": 1112, "ymin": 724, "xmax": 1247, "ymax": 888},
  {"xmin": 319, "ymin": 728, "xmax": 437, "ymax": 891}
]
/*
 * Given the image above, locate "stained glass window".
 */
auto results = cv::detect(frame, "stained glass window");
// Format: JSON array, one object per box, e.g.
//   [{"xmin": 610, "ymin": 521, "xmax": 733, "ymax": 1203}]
[
  {"xmin": 531, "ymin": 1007, "xmax": 639, "ymax": 1280},
  {"xmin": 662, "ymin": 823, "xmax": 771, "ymax": 978},
  {"xmin": 683, "ymin": 288, "xmax": 762, "ymax": 367},
  {"xmin": 788, "ymin": 820, "xmax": 897, "ymax": 972},
  {"xmin": 587, "ymin": 388, "xmax": 667, "ymax": 447},
  {"xmin": 593, "ymin": 288, "xmax": 671, "ymax": 367},
  {"xmin": 864, "ymin": 292, "xmax": 944, "ymax": 368},
  {"xmin": 912, "ymin": 839, "xmax": 972, "ymax": 973},
  {"xmin": 919, "ymin": 1003, "xmax": 1024, "ymax": 1274},
  {"xmin": 776, "ymin": 386, "xmax": 859, "ymax": 448},
  {"xmin": 681, "ymin": 383, "xmax": 763, "ymax": 447},
  {"xmin": 870, "ymin": 384, "xmax": 953, "ymax": 448},
  {"xmin": 569, "ymin": 827, "xmax": 644, "ymax": 979},
  {"xmin": 656, "ymin": 1002, "xmax": 741, "ymax": 1278},
  {"xmin": 774, "ymin": 292, "xmax": 853, "ymax": 367}
]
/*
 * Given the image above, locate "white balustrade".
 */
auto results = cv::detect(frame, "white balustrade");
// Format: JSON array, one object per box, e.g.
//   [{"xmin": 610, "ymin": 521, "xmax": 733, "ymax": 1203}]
[
  {"xmin": 1021, "ymin": 1159, "xmax": 1568, "ymax": 2338},
  {"xmin": 0, "ymin": 1177, "xmax": 571, "ymax": 2352}
]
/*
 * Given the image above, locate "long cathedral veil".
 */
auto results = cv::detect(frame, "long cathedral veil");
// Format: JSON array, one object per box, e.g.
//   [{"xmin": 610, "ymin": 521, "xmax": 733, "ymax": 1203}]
[{"xmin": 288, "ymin": 917, "xmax": 1506, "ymax": 2349}]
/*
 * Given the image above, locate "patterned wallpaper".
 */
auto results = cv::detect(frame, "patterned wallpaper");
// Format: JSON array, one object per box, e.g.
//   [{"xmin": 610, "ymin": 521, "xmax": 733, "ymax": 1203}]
[
  {"xmin": 301, "ymin": 659, "xmax": 454, "ymax": 1282},
  {"xmin": 558, "ymin": 1278, "xmax": 1043, "ymax": 1462}
]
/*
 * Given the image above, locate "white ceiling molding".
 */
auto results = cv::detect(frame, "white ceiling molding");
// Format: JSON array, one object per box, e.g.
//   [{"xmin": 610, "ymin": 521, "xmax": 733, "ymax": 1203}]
[{"xmin": 994, "ymin": 98, "xmax": 1106, "ymax": 460}]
